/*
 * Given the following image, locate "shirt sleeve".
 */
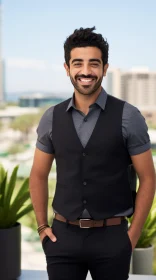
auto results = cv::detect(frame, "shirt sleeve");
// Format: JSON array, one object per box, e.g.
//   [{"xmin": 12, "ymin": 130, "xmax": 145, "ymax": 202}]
[
  {"xmin": 36, "ymin": 106, "xmax": 55, "ymax": 154},
  {"xmin": 122, "ymin": 102, "xmax": 151, "ymax": 156}
]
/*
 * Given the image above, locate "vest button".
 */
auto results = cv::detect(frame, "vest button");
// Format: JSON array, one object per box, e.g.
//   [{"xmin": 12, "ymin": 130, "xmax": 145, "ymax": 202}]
[
  {"xmin": 83, "ymin": 153, "xmax": 86, "ymax": 156},
  {"xmin": 83, "ymin": 182, "xmax": 87, "ymax": 185},
  {"xmin": 84, "ymin": 118, "xmax": 87, "ymax": 122},
  {"xmin": 83, "ymin": 200, "xmax": 87, "ymax": 204}
]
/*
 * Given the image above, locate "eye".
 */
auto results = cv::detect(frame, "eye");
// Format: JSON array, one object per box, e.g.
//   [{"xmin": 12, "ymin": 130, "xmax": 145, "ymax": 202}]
[
  {"xmin": 74, "ymin": 63, "xmax": 81, "ymax": 67},
  {"xmin": 91, "ymin": 63, "xmax": 99, "ymax": 67}
]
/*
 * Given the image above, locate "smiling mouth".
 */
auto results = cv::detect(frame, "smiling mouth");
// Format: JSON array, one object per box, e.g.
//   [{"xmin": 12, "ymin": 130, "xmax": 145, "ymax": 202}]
[{"xmin": 77, "ymin": 77, "xmax": 96, "ymax": 85}]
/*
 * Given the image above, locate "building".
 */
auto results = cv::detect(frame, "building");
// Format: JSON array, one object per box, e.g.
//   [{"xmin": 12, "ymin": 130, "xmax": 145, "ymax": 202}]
[
  {"xmin": 0, "ymin": 61, "xmax": 3, "ymax": 103},
  {"xmin": 106, "ymin": 68, "xmax": 121, "ymax": 98},
  {"xmin": 121, "ymin": 68, "xmax": 156, "ymax": 109},
  {"xmin": 0, "ymin": 106, "xmax": 39, "ymax": 124},
  {"xmin": 106, "ymin": 67, "xmax": 156, "ymax": 108},
  {"xmin": 19, "ymin": 93, "xmax": 64, "ymax": 107},
  {"xmin": 149, "ymin": 130, "xmax": 156, "ymax": 150},
  {"xmin": 0, "ymin": 0, "xmax": 3, "ymax": 104},
  {"xmin": 106, "ymin": 67, "xmax": 156, "ymax": 126}
]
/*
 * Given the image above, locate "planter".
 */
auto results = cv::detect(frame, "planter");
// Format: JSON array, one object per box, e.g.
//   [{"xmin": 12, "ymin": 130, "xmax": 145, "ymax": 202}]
[
  {"xmin": 133, "ymin": 245, "xmax": 154, "ymax": 275},
  {"xmin": 129, "ymin": 253, "xmax": 133, "ymax": 274},
  {"xmin": 0, "ymin": 223, "xmax": 21, "ymax": 280}
]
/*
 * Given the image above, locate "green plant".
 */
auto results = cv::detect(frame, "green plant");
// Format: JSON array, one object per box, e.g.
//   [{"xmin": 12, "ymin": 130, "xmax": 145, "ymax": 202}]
[
  {"xmin": 7, "ymin": 143, "xmax": 26, "ymax": 155},
  {"xmin": 0, "ymin": 164, "xmax": 33, "ymax": 228},
  {"xmin": 10, "ymin": 113, "xmax": 40, "ymax": 142},
  {"xmin": 128, "ymin": 196, "xmax": 156, "ymax": 248}
]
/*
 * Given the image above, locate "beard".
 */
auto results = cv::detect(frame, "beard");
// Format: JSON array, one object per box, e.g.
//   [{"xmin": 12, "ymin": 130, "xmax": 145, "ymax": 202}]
[{"xmin": 69, "ymin": 74, "xmax": 103, "ymax": 96}]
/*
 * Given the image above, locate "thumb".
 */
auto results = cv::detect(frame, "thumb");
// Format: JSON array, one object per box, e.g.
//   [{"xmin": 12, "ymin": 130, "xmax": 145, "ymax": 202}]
[{"xmin": 45, "ymin": 227, "xmax": 57, "ymax": 242}]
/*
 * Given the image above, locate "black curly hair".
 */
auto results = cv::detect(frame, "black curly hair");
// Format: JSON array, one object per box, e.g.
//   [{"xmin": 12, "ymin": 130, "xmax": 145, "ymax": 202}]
[{"xmin": 64, "ymin": 27, "xmax": 109, "ymax": 67}]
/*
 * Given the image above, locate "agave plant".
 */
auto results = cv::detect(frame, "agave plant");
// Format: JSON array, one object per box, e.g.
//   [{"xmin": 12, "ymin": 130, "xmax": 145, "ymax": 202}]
[
  {"xmin": 128, "ymin": 196, "xmax": 156, "ymax": 248},
  {"xmin": 0, "ymin": 164, "xmax": 33, "ymax": 228}
]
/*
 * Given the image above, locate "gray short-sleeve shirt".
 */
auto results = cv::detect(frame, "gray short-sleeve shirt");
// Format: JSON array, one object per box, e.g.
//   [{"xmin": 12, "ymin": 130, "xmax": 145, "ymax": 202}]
[{"xmin": 36, "ymin": 88, "xmax": 151, "ymax": 156}]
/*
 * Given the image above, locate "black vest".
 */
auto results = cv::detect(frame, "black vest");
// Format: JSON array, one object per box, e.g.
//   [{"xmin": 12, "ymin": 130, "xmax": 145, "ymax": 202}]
[{"xmin": 52, "ymin": 95, "xmax": 133, "ymax": 220}]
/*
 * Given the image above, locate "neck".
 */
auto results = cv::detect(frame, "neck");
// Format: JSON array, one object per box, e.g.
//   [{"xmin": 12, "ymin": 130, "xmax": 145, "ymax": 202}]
[{"xmin": 74, "ymin": 87, "xmax": 102, "ymax": 115}]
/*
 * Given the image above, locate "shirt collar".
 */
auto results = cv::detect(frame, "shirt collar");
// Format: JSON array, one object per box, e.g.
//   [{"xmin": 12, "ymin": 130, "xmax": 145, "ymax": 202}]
[{"xmin": 66, "ymin": 88, "xmax": 107, "ymax": 112}]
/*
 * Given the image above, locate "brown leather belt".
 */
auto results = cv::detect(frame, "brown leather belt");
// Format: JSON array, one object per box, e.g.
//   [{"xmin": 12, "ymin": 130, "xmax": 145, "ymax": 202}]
[{"xmin": 55, "ymin": 213, "xmax": 125, "ymax": 228}]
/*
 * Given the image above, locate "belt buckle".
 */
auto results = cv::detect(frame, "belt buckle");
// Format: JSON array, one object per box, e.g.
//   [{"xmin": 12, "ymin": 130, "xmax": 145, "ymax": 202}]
[{"xmin": 79, "ymin": 219, "xmax": 91, "ymax": 228}]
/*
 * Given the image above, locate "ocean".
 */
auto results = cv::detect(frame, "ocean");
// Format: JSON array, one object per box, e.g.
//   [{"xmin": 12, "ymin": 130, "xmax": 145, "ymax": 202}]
[{"xmin": 6, "ymin": 93, "xmax": 22, "ymax": 102}]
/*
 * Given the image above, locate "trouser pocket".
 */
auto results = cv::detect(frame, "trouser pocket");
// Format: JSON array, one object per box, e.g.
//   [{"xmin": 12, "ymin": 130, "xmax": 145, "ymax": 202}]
[
  {"xmin": 42, "ymin": 236, "xmax": 50, "ymax": 250},
  {"xmin": 125, "ymin": 230, "xmax": 132, "ymax": 251}
]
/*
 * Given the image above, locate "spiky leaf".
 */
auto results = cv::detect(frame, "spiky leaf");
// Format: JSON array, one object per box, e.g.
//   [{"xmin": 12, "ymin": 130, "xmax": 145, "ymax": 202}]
[
  {"xmin": 0, "ymin": 164, "xmax": 33, "ymax": 228},
  {"xmin": 10, "ymin": 192, "xmax": 31, "ymax": 215},
  {"xmin": 4, "ymin": 166, "xmax": 19, "ymax": 212},
  {"xmin": 16, "ymin": 203, "xmax": 33, "ymax": 221},
  {"xmin": 0, "ymin": 174, "xmax": 7, "ymax": 206},
  {"xmin": 11, "ymin": 177, "xmax": 29, "ymax": 206}
]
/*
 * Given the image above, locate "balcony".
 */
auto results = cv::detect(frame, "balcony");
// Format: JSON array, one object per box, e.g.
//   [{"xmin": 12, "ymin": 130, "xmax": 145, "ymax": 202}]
[{"xmin": 18, "ymin": 270, "xmax": 156, "ymax": 279}]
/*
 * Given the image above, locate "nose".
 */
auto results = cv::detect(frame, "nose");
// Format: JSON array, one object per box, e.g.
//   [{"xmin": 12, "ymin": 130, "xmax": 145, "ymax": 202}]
[{"xmin": 81, "ymin": 64, "xmax": 92, "ymax": 76}]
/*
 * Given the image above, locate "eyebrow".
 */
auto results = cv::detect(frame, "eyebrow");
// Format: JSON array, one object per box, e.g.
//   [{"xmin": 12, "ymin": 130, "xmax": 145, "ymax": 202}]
[{"xmin": 71, "ymin": 58, "xmax": 101, "ymax": 64}]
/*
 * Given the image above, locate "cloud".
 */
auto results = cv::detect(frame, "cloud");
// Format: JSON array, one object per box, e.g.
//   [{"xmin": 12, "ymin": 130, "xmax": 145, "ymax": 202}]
[{"xmin": 6, "ymin": 58, "xmax": 64, "ymax": 71}]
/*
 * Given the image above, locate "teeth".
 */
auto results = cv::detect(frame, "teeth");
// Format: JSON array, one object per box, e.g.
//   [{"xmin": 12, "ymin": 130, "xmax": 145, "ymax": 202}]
[{"xmin": 80, "ymin": 79, "xmax": 92, "ymax": 82}]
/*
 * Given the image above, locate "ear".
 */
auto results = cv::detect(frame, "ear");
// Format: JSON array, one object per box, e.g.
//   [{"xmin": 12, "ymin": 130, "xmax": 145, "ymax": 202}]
[
  {"xmin": 103, "ymin": 63, "xmax": 109, "ymax": 76},
  {"xmin": 64, "ymin": 63, "xmax": 70, "ymax": 76}
]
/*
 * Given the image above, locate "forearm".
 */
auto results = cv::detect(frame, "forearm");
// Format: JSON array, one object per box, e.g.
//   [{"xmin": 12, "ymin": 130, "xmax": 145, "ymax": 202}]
[
  {"xmin": 29, "ymin": 173, "xmax": 49, "ymax": 226},
  {"xmin": 129, "ymin": 178, "xmax": 155, "ymax": 238}
]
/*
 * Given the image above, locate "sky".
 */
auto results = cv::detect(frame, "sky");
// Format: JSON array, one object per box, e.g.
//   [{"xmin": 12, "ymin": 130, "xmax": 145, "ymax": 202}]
[{"xmin": 2, "ymin": 0, "xmax": 156, "ymax": 96}]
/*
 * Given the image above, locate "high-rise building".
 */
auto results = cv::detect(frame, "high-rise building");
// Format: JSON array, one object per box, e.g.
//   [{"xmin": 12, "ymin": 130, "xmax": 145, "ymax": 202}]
[
  {"xmin": 121, "ymin": 68, "xmax": 156, "ymax": 109},
  {"xmin": 106, "ymin": 67, "xmax": 156, "ymax": 109},
  {"xmin": 105, "ymin": 67, "xmax": 156, "ymax": 126},
  {"xmin": 0, "ymin": 0, "xmax": 4, "ymax": 104},
  {"xmin": 106, "ymin": 68, "xmax": 121, "ymax": 98}
]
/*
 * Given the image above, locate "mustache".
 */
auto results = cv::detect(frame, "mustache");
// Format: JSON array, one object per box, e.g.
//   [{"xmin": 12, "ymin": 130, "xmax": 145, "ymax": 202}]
[{"xmin": 75, "ymin": 74, "xmax": 97, "ymax": 79}]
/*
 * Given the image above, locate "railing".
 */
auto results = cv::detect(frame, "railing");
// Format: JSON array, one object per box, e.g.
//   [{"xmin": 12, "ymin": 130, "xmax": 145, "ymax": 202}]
[{"xmin": 18, "ymin": 270, "xmax": 156, "ymax": 280}]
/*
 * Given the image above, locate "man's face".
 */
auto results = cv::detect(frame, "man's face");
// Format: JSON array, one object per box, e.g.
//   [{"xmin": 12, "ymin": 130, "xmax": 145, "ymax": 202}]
[{"xmin": 64, "ymin": 47, "xmax": 108, "ymax": 96}]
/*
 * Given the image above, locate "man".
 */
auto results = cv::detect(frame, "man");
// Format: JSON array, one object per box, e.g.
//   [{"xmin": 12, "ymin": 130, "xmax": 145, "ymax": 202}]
[{"xmin": 29, "ymin": 27, "xmax": 156, "ymax": 280}]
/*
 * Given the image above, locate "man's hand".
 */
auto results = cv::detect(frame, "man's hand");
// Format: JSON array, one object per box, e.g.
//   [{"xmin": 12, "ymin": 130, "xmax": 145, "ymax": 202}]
[
  {"xmin": 40, "ymin": 227, "xmax": 57, "ymax": 243},
  {"xmin": 127, "ymin": 229, "xmax": 141, "ymax": 251}
]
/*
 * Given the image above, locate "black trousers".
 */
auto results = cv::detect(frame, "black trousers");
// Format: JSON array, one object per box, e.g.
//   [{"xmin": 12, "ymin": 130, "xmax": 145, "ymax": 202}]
[{"xmin": 42, "ymin": 219, "xmax": 132, "ymax": 280}]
